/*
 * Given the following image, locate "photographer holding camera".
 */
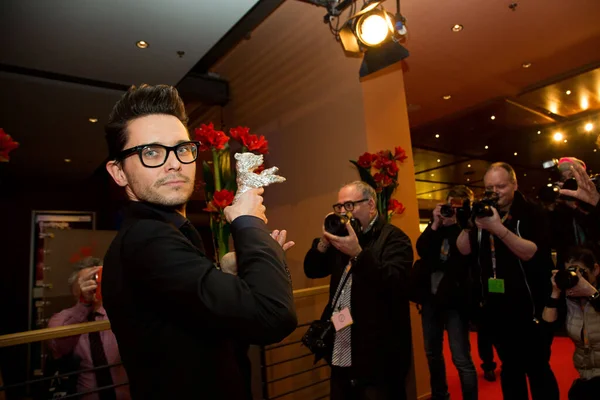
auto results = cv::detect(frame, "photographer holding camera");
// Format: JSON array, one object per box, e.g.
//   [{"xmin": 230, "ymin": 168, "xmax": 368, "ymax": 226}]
[
  {"xmin": 547, "ymin": 158, "xmax": 600, "ymax": 270},
  {"xmin": 304, "ymin": 181, "xmax": 413, "ymax": 400},
  {"xmin": 457, "ymin": 162, "xmax": 559, "ymax": 400},
  {"xmin": 542, "ymin": 246, "xmax": 600, "ymax": 399},
  {"xmin": 415, "ymin": 186, "xmax": 478, "ymax": 400}
]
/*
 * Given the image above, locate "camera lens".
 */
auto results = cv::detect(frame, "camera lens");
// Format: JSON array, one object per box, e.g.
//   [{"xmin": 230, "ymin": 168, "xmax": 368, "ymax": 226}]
[
  {"xmin": 324, "ymin": 214, "xmax": 362, "ymax": 237},
  {"xmin": 440, "ymin": 204, "xmax": 454, "ymax": 218},
  {"xmin": 555, "ymin": 268, "xmax": 579, "ymax": 291}
]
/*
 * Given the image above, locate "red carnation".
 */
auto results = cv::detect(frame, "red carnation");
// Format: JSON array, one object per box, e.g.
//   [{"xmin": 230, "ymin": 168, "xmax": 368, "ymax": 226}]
[
  {"xmin": 194, "ymin": 123, "xmax": 229, "ymax": 151},
  {"xmin": 394, "ymin": 146, "xmax": 408, "ymax": 163},
  {"xmin": 244, "ymin": 134, "xmax": 269, "ymax": 154},
  {"xmin": 204, "ymin": 189, "xmax": 234, "ymax": 212},
  {"xmin": 385, "ymin": 161, "xmax": 399, "ymax": 176},
  {"xmin": 357, "ymin": 152, "xmax": 374, "ymax": 168},
  {"xmin": 229, "ymin": 126, "xmax": 250, "ymax": 142},
  {"xmin": 0, "ymin": 128, "xmax": 19, "ymax": 162},
  {"xmin": 388, "ymin": 199, "xmax": 406, "ymax": 215}
]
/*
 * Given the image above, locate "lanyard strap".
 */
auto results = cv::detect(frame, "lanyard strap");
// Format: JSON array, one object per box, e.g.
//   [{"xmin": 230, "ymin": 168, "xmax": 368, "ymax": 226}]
[{"xmin": 488, "ymin": 212, "xmax": 510, "ymax": 279}]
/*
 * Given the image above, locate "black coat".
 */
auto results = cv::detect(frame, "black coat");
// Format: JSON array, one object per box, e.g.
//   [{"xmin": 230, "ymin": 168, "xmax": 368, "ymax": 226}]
[
  {"xmin": 415, "ymin": 223, "xmax": 476, "ymax": 312},
  {"xmin": 303, "ymin": 216, "xmax": 413, "ymax": 381},
  {"xmin": 102, "ymin": 202, "xmax": 297, "ymax": 400}
]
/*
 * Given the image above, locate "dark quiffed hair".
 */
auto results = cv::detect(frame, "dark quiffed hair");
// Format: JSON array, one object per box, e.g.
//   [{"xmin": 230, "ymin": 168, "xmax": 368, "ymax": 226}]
[
  {"xmin": 567, "ymin": 245, "xmax": 599, "ymax": 270},
  {"xmin": 446, "ymin": 185, "xmax": 474, "ymax": 201},
  {"xmin": 105, "ymin": 84, "xmax": 189, "ymax": 160}
]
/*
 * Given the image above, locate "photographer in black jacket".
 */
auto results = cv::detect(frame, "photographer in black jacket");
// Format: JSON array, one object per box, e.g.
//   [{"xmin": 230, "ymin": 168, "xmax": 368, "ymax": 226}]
[
  {"xmin": 457, "ymin": 162, "xmax": 558, "ymax": 400},
  {"xmin": 416, "ymin": 186, "xmax": 478, "ymax": 400}
]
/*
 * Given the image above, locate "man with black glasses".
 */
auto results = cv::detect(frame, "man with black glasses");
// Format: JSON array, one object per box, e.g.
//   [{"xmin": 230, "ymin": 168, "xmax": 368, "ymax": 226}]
[
  {"xmin": 102, "ymin": 84, "xmax": 297, "ymax": 399},
  {"xmin": 304, "ymin": 181, "xmax": 413, "ymax": 400}
]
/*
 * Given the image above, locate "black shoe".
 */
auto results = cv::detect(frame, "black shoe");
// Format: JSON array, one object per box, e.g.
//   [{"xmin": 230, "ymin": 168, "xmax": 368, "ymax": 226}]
[{"xmin": 483, "ymin": 370, "xmax": 496, "ymax": 382}]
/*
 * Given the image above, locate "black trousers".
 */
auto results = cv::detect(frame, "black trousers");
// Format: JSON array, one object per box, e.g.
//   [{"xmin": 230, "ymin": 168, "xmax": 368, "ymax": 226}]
[
  {"xmin": 483, "ymin": 314, "xmax": 559, "ymax": 400},
  {"xmin": 476, "ymin": 322, "xmax": 497, "ymax": 372},
  {"xmin": 569, "ymin": 376, "xmax": 600, "ymax": 400},
  {"xmin": 330, "ymin": 366, "xmax": 407, "ymax": 400}
]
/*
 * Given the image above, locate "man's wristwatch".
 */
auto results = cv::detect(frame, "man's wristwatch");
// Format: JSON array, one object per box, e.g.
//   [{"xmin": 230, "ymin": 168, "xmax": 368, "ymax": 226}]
[{"xmin": 589, "ymin": 290, "xmax": 600, "ymax": 303}]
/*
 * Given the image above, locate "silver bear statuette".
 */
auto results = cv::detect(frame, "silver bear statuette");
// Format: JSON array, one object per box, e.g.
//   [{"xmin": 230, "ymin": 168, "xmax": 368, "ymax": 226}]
[{"xmin": 234, "ymin": 152, "xmax": 286, "ymax": 203}]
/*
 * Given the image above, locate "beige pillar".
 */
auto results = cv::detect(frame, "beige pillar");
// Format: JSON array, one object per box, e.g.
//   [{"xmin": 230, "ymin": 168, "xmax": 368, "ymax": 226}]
[{"xmin": 360, "ymin": 63, "xmax": 430, "ymax": 400}]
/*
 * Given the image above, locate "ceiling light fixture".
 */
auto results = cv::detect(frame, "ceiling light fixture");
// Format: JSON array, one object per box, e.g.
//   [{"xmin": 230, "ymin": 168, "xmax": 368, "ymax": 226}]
[
  {"xmin": 431, "ymin": 173, "xmax": 435, "ymax": 177},
  {"xmin": 136, "ymin": 40, "xmax": 149, "ymax": 49},
  {"xmin": 581, "ymin": 97, "xmax": 589, "ymax": 110},
  {"xmin": 522, "ymin": 62, "xmax": 532, "ymax": 68},
  {"xmin": 435, "ymin": 134, "xmax": 440, "ymax": 138},
  {"xmin": 524, "ymin": 173, "xmax": 527, "ymax": 177},
  {"xmin": 547, "ymin": 183, "xmax": 553, "ymax": 187},
  {"xmin": 452, "ymin": 24, "xmax": 463, "ymax": 32},
  {"xmin": 553, "ymin": 132, "xmax": 563, "ymax": 142},
  {"xmin": 88, "ymin": 117, "xmax": 98, "ymax": 123},
  {"xmin": 537, "ymin": 130, "xmax": 541, "ymax": 135},
  {"xmin": 585, "ymin": 123, "xmax": 594, "ymax": 132},
  {"xmin": 564, "ymin": 139, "xmax": 568, "ymax": 143},
  {"xmin": 484, "ymin": 145, "xmax": 489, "ymax": 149},
  {"xmin": 437, "ymin": 159, "xmax": 441, "ymax": 163},
  {"xmin": 467, "ymin": 178, "xmax": 470, "ymax": 182},
  {"xmin": 565, "ymin": 90, "xmax": 572, "ymax": 95},
  {"xmin": 64, "ymin": 159, "xmax": 71, "ymax": 163},
  {"xmin": 467, "ymin": 164, "xmax": 471, "ymax": 168},
  {"xmin": 442, "ymin": 95, "xmax": 451, "ymax": 100},
  {"xmin": 514, "ymin": 152, "xmax": 518, "ymax": 156},
  {"xmin": 490, "ymin": 115, "xmax": 496, "ymax": 120}
]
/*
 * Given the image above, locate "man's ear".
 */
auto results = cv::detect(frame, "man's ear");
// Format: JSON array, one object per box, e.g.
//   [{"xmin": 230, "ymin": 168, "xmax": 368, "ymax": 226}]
[{"xmin": 106, "ymin": 160, "xmax": 128, "ymax": 187}]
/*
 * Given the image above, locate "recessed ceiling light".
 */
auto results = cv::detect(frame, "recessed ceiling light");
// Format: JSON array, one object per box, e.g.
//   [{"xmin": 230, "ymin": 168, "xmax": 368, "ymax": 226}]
[
  {"xmin": 467, "ymin": 164, "xmax": 471, "ymax": 168},
  {"xmin": 433, "ymin": 186, "xmax": 436, "ymax": 189},
  {"xmin": 524, "ymin": 173, "xmax": 527, "ymax": 177},
  {"xmin": 585, "ymin": 123, "xmax": 594, "ymax": 132},
  {"xmin": 435, "ymin": 134, "xmax": 440, "ymax": 138},
  {"xmin": 136, "ymin": 40, "xmax": 149, "ymax": 49},
  {"xmin": 429, "ymin": 194, "xmax": 432, "ymax": 197},
  {"xmin": 88, "ymin": 117, "xmax": 98, "ymax": 123},
  {"xmin": 467, "ymin": 178, "xmax": 470, "ymax": 182},
  {"xmin": 484, "ymin": 145, "xmax": 489, "ymax": 149},
  {"xmin": 547, "ymin": 183, "xmax": 553, "ymax": 187},
  {"xmin": 442, "ymin": 95, "xmax": 452, "ymax": 100},
  {"xmin": 566, "ymin": 90, "xmax": 572, "ymax": 95},
  {"xmin": 564, "ymin": 139, "xmax": 568, "ymax": 143},
  {"xmin": 64, "ymin": 158, "xmax": 71, "ymax": 163},
  {"xmin": 431, "ymin": 173, "xmax": 435, "ymax": 177},
  {"xmin": 490, "ymin": 115, "xmax": 496, "ymax": 120},
  {"xmin": 553, "ymin": 132, "xmax": 563, "ymax": 142},
  {"xmin": 548, "ymin": 178, "xmax": 552, "ymax": 181},
  {"xmin": 514, "ymin": 152, "xmax": 518, "ymax": 156},
  {"xmin": 437, "ymin": 159, "xmax": 441, "ymax": 163},
  {"xmin": 581, "ymin": 97, "xmax": 589, "ymax": 110},
  {"xmin": 537, "ymin": 130, "xmax": 541, "ymax": 134},
  {"xmin": 522, "ymin": 62, "xmax": 532, "ymax": 68},
  {"xmin": 452, "ymin": 24, "xmax": 463, "ymax": 32}
]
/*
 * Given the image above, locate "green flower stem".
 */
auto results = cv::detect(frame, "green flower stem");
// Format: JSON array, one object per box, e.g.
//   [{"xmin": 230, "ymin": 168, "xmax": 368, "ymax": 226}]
[{"xmin": 212, "ymin": 149, "xmax": 222, "ymax": 192}]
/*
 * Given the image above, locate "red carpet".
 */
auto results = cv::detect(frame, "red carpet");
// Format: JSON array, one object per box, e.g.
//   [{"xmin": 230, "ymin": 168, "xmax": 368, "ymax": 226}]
[{"xmin": 443, "ymin": 332, "xmax": 578, "ymax": 399}]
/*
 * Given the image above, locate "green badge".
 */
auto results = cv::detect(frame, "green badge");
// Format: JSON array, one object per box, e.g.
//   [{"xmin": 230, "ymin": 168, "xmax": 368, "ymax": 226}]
[{"xmin": 488, "ymin": 278, "xmax": 505, "ymax": 294}]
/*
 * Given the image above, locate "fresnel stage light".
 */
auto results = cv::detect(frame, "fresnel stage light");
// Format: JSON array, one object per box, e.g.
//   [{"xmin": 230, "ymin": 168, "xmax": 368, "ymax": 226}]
[{"xmin": 297, "ymin": 0, "xmax": 409, "ymax": 77}]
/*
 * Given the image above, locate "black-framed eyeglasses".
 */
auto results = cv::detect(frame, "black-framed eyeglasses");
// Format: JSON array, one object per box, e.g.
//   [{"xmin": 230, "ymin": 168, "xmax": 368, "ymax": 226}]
[
  {"xmin": 332, "ymin": 198, "xmax": 369, "ymax": 213},
  {"xmin": 117, "ymin": 141, "xmax": 201, "ymax": 168}
]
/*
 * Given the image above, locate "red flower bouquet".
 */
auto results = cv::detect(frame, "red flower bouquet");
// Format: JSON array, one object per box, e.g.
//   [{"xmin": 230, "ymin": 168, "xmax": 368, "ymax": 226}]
[{"xmin": 350, "ymin": 146, "xmax": 408, "ymax": 221}]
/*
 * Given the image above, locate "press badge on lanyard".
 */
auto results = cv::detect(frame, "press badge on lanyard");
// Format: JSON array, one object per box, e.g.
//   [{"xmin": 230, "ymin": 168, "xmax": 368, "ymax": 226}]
[
  {"xmin": 487, "ymin": 214, "xmax": 509, "ymax": 294},
  {"xmin": 332, "ymin": 308, "xmax": 353, "ymax": 331}
]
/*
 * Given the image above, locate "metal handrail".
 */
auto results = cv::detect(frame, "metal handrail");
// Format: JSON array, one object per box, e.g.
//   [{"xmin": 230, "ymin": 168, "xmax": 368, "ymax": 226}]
[{"xmin": 0, "ymin": 285, "xmax": 330, "ymax": 348}]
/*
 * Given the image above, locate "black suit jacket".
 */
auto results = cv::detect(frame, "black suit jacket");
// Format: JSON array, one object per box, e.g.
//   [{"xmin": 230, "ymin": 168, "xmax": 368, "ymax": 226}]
[
  {"xmin": 303, "ymin": 216, "xmax": 413, "ymax": 382},
  {"xmin": 102, "ymin": 202, "xmax": 297, "ymax": 399}
]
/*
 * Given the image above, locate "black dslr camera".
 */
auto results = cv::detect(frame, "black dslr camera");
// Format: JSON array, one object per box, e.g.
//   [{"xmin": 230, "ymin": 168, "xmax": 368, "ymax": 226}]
[
  {"xmin": 324, "ymin": 213, "xmax": 362, "ymax": 237},
  {"xmin": 555, "ymin": 266, "xmax": 588, "ymax": 292},
  {"xmin": 471, "ymin": 191, "xmax": 500, "ymax": 218}
]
